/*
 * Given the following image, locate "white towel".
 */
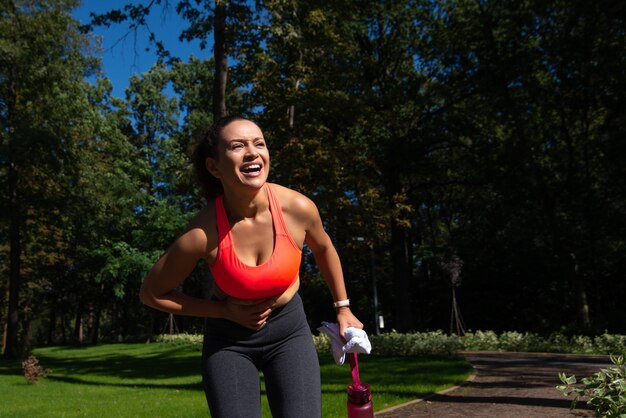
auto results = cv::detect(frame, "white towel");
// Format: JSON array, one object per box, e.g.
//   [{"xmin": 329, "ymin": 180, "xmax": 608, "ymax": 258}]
[{"xmin": 317, "ymin": 321, "xmax": 372, "ymax": 365}]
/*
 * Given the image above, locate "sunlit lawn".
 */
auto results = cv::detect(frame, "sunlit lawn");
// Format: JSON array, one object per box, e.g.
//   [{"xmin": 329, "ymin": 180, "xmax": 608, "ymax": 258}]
[{"xmin": 0, "ymin": 343, "xmax": 472, "ymax": 417}]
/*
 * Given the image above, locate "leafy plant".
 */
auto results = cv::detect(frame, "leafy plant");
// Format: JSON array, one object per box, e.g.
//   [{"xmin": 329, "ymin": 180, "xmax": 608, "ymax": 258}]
[
  {"xmin": 557, "ymin": 354, "xmax": 626, "ymax": 418},
  {"xmin": 21, "ymin": 355, "xmax": 50, "ymax": 384},
  {"xmin": 157, "ymin": 330, "xmax": 626, "ymax": 358},
  {"xmin": 461, "ymin": 330, "xmax": 626, "ymax": 355},
  {"xmin": 155, "ymin": 333, "xmax": 203, "ymax": 348}
]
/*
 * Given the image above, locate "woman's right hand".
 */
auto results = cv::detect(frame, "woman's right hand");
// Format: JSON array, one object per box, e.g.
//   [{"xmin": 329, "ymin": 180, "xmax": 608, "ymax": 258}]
[{"xmin": 220, "ymin": 297, "xmax": 276, "ymax": 330}]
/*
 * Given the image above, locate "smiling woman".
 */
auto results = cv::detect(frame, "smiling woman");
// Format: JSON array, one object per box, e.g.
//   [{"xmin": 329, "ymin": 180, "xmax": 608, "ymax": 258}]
[
  {"xmin": 138, "ymin": 115, "xmax": 364, "ymax": 418},
  {"xmin": 204, "ymin": 119, "xmax": 271, "ymax": 192}
]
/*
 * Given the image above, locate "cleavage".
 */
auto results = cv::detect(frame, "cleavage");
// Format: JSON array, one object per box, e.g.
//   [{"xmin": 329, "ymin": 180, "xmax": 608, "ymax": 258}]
[{"xmin": 230, "ymin": 211, "xmax": 275, "ymax": 267}]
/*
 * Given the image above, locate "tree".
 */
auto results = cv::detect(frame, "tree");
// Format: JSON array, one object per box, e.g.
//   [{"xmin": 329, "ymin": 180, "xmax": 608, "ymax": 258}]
[
  {"xmin": 412, "ymin": 0, "xmax": 626, "ymax": 331},
  {"xmin": 88, "ymin": 0, "xmax": 261, "ymax": 119},
  {"xmin": 1, "ymin": 0, "xmax": 100, "ymax": 357},
  {"xmin": 244, "ymin": 0, "xmax": 456, "ymax": 331}
]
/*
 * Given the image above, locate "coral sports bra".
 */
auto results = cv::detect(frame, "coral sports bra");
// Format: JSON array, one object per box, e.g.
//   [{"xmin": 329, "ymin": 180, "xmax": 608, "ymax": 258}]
[{"xmin": 210, "ymin": 184, "xmax": 302, "ymax": 299}]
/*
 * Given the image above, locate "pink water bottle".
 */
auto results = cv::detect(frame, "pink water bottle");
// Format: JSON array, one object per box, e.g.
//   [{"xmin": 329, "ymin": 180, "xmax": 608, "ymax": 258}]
[
  {"xmin": 347, "ymin": 382, "xmax": 374, "ymax": 417},
  {"xmin": 347, "ymin": 353, "xmax": 374, "ymax": 418}
]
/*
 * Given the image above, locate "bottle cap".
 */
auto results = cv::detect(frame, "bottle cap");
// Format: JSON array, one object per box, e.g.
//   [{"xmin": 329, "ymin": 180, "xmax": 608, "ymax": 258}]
[{"xmin": 347, "ymin": 383, "xmax": 372, "ymax": 405}]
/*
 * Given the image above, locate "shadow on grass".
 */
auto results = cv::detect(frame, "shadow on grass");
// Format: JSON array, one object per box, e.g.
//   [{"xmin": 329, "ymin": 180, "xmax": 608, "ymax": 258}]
[
  {"xmin": 1, "ymin": 346, "xmax": 472, "ymax": 400},
  {"xmin": 45, "ymin": 374, "xmax": 204, "ymax": 391},
  {"xmin": 0, "ymin": 359, "xmax": 22, "ymax": 376},
  {"xmin": 0, "ymin": 344, "xmax": 201, "ymax": 382}
]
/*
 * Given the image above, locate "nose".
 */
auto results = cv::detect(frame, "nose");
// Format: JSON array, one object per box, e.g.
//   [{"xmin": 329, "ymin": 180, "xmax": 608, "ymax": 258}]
[{"xmin": 244, "ymin": 143, "xmax": 259, "ymax": 159}]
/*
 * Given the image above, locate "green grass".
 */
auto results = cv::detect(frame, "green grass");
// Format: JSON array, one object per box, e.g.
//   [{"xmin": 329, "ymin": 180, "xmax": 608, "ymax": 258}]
[{"xmin": 0, "ymin": 343, "xmax": 472, "ymax": 417}]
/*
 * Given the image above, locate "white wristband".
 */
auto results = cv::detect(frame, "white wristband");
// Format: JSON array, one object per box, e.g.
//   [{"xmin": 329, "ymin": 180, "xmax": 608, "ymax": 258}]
[{"xmin": 333, "ymin": 299, "xmax": 350, "ymax": 308}]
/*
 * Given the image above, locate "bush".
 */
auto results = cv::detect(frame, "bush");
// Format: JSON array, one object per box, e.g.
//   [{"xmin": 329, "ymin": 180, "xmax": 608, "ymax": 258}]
[
  {"xmin": 155, "ymin": 333, "xmax": 203, "ymax": 348},
  {"xmin": 314, "ymin": 330, "xmax": 462, "ymax": 357},
  {"xmin": 461, "ymin": 330, "xmax": 500, "ymax": 351},
  {"xmin": 461, "ymin": 330, "xmax": 626, "ymax": 355},
  {"xmin": 369, "ymin": 330, "xmax": 462, "ymax": 357},
  {"xmin": 593, "ymin": 333, "xmax": 626, "ymax": 356},
  {"xmin": 22, "ymin": 355, "xmax": 50, "ymax": 384},
  {"xmin": 313, "ymin": 333, "xmax": 331, "ymax": 353},
  {"xmin": 155, "ymin": 332, "xmax": 332, "ymax": 354},
  {"xmin": 557, "ymin": 354, "xmax": 626, "ymax": 417},
  {"xmin": 154, "ymin": 330, "xmax": 626, "ymax": 357}
]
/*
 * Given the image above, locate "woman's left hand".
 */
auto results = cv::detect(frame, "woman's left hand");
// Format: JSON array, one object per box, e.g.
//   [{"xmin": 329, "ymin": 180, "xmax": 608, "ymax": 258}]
[{"xmin": 336, "ymin": 307, "xmax": 364, "ymax": 339}]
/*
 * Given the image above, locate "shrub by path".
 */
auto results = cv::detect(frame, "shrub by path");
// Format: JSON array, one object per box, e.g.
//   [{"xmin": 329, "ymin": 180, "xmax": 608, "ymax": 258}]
[{"xmin": 375, "ymin": 351, "xmax": 611, "ymax": 417}]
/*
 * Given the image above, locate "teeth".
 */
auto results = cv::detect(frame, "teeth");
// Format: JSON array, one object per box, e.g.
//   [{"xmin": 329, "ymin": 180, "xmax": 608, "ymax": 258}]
[{"xmin": 242, "ymin": 164, "xmax": 261, "ymax": 172}]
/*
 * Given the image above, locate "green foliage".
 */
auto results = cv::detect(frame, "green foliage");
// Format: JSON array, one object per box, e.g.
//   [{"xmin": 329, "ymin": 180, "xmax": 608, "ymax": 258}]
[
  {"xmin": 155, "ymin": 330, "xmax": 626, "ymax": 358},
  {"xmin": 557, "ymin": 355, "xmax": 626, "ymax": 418},
  {"xmin": 1, "ymin": 0, "xmax": 107, "ymax": 356},
  {"xmin": 462, "ymin": 330, "xmax": 548, "ymax": 352},
  {"xmin": 156, "ymin": 332, "xmax": 337, "ymax": 356},
  {"xmin": 313, "ymin": 332, "xmax": 331, "ymax": 354},
  {"xmin": 155, "ymin": 333, "xmax": 203, "ymax": 348},
  {"xmin": 158, "ymin": 330, "xmax": 464, "ymax": 357},
  {"xmin": 370, "ymin": 331, "xmax": 462, "ymax": 357},
  {"xmin": 462, "ymin": 330, "xmax": 626, "ymax": 355},
  {"xmin": 92, "ymin": 243, "xmax": 159, "ymax": 299},
  {"xmin": 3, "ymin": 0, "xmax": 626, "ymax": 355},
  {"xmin": 0, "ymin": 343, "xmax": 472, "ymax": 417}
]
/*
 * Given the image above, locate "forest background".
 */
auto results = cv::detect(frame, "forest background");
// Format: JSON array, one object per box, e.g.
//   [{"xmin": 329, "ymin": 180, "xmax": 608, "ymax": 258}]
[{"xmin": 2, "ymin": 0, "xmax": 625, "ymax": 358}]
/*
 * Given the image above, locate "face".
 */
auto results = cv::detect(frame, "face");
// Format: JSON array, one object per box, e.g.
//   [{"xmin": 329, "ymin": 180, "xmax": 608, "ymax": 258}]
[{"xmin": 205, "ymin": 120, "xmax": 270, "ymax": 191}]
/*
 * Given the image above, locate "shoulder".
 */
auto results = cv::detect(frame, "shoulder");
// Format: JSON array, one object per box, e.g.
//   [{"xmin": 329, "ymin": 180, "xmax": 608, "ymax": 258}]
[
  {"xmin": 176, "ymin": 202, "xmax": 218, "ymax": 258},
  {"xmin": 269, "ymin": 183, "xmax": 319, "ymax": 218}
]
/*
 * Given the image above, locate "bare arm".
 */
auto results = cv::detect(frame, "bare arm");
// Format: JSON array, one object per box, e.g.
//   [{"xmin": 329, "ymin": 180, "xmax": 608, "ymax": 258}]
[
  {"xmin": 139, "ymin": 228, "xmax": 220, "ymax": 316},
  {"xmin": 139, "ymin": 224, "xmax": 274, "ymax": 329},
  {"xmin": 301, "ymin": 198, "xmax": 364, "ymax": 337}
]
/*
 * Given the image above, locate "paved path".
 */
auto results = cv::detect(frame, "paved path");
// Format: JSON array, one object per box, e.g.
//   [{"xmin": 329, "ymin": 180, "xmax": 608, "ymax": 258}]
[{"xmin": 375, "ymin": 351, "xmax": 611, "ymax": 417}]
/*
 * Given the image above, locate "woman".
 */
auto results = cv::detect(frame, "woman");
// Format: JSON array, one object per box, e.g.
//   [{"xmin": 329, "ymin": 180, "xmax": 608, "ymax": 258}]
[{"xmin": 140, "ymin": 115, "xmax": 363, "ymax": 418}]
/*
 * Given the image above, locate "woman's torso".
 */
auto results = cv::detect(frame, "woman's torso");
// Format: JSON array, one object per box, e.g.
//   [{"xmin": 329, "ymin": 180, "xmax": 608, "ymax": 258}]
[{"xmin": 200, "ymin": 183, "xmax": 305, "ymax": 307}]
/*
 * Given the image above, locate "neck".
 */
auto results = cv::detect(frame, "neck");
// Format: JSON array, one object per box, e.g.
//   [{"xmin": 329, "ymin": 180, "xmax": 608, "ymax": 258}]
[{"xmin": 221, "ymin": 184, "xmax": 268, "ymax": 221}]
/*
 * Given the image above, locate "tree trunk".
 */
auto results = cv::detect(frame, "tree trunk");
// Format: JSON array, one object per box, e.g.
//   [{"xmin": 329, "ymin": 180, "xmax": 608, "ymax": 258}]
[
  {"xmin": 384, "ymin": 170, "xmax": 413, "ymax": 332},
  {"xmin": 151, "ymin": 310, "xmax": 160, "ymax": 336},
  {"xmin": 74, "ymin": 304, "xmax": 83, "ymax": 344},
  {"xmin": 90, "ymin": 303, "xmax": 101, "ymax": 344},
  {"xmin": 61, "ymin": 314, "xmax": 67, "ymax": 344},
  {"xmin": 47, "ymin": 304, "xmax": 56, "ymax": 345},
  {"xmin": 4, "ymin": 68, "xmax": 21, "ymax": 359},
  {"xmin": 390, "ymin": 222, "xmax": 413, "ymax": 331},
  {"xmin": 213, "ymin": 0, "xmax": 227, "ymax": 119},
  {"xmin": 21, "ymin": 316, "xmax": 33, "ymax": 354},
  {"xmin": 572, "ymin": 260, "xmax": 591, "ymax": 329},
  {"xmin": 575, "ymin": 279, "xmax": 591, "ymax": 329},
  {"xmin": 5, "ymin": 162, "xmax": 21, "ymax": 358}
]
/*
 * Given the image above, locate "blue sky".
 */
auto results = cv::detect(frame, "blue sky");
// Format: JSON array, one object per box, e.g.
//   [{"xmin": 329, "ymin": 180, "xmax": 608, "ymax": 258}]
[{"xmin": 73, "ymin": 1, "xmax": 206, "ymax": 98}]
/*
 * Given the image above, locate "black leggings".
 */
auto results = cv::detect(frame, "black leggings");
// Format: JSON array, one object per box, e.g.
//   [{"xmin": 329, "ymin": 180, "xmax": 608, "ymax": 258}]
[{"xmin": 201, "ymin": 294, "xmax": 321, "ymax": 418}]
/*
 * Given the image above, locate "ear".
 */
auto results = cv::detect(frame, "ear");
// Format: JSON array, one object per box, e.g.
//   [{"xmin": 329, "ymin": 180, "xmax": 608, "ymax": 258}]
[{"xmin": 205, "ymin": 157, "xmax": 221, "ymax": 179}]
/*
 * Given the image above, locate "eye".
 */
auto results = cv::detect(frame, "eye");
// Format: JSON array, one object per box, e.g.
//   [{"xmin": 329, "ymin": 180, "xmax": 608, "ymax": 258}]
[{"xmin": 255, "ymin": 141, "xmax": 266, "ymax": 148}]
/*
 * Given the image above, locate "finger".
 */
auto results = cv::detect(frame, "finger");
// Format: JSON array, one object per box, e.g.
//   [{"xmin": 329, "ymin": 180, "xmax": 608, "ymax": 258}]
[
  {"xmin": 339, "ymin": 324, "xmax": 347, "ymax": 339},
  {"xmin": 258, "ymin": 307, "xmax": 273, "ymax": 319},
  {"xmin": 348, "ymin": 320, "xmax": 363, "ymax": 330},
  {"xmin": 246, "ymin": 318, "xmax": 267, "ymax": 331}
]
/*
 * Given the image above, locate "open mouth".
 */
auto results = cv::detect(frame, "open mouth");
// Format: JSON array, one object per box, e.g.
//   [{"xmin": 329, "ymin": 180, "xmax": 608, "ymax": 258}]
[{"xmin": 241, "ymin": 164, "xmax": 262, "ymax": 174}]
